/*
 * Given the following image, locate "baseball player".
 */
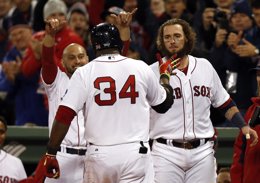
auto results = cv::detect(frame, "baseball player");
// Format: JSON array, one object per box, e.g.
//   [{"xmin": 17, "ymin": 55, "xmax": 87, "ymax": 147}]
[
  {"xmin": 24, "ymin": 7, "xmax": 137, "ymax": 183},
  {"xmin": 39, "ymin": 18, "xmax": 89, "ymax": 183},
  {"xmin": 0, "ymin": 116, "xmax": 27, "ymax": 182},
  {"xmin": 149, "ymin": 18, "xmax": 258, "ymax": 183},
  {"xmin": 32, "ymin": 22, "xmax": 176, "ymax": 183}
]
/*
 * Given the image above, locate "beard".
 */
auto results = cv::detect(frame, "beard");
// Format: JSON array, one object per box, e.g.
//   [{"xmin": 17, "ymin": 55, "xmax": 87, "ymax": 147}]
[{"xmin": 162, "ymin": 43, "xmax": 190, "ymax": 59}]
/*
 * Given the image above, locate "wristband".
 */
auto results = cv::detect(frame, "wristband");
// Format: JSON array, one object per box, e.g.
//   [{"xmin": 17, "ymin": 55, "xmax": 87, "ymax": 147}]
[{"xmin": 230, "ymin": 112, "xmax": 247, "ymax": 129}]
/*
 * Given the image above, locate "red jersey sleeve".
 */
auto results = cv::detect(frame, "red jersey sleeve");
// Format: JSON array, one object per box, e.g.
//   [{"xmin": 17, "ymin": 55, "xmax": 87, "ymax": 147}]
[{"xmin": 41, "ymin": 45, "xmax": 58, "ymax": 84}]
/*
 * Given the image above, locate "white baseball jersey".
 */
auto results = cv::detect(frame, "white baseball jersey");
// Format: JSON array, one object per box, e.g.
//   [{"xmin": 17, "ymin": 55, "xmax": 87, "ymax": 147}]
[
  {"xmin": 60, "ymin": 54, "xmax": 167, "ymax": 145},
  {"xmin": 150, "ymin": 55, "xmax": 230, "ymax": 140},
  {"xmin": 41, "ymin": 68, "xmax": 86, "ymax": 147},
  {"xmin": 0, "ymin": 150, "xmax": 27, "ymax": 182}
]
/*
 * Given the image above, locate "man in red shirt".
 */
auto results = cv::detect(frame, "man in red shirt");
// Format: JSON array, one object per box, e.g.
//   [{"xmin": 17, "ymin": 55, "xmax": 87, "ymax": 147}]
[{"xmin": 230, "ymin": 65, "xmax": 260, "ymax": 183}]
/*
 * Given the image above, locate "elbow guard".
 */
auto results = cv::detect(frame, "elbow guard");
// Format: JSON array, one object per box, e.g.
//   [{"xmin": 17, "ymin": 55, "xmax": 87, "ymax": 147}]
[{"xmin": 151, "ymin": 84, "xmax": 174, "ymax": 113}]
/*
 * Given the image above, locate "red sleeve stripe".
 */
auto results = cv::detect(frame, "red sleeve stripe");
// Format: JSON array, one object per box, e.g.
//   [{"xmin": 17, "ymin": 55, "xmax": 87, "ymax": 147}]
[
  {"xmin": 55, "ymin": 105, "xmax": 77, "ymax": 125},
  {"xmin": 219, "ymin": 98, "xmax": 232, "ymax": 109}
]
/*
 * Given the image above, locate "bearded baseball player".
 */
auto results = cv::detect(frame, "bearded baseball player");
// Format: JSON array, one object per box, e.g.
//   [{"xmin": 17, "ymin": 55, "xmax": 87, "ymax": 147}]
[
  {"xmin": 149, "ymin": 18, "xmax": 258, "ymax": 183},
  {"xmin": 32, "ymin": 22, "xmax": 176, "ymax": 183}
]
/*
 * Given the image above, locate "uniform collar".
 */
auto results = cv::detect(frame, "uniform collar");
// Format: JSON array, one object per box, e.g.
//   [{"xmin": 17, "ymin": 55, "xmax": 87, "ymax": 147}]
[{"xmin": 94, "ymin": 54, "xmax": 126, "ymax": 62}]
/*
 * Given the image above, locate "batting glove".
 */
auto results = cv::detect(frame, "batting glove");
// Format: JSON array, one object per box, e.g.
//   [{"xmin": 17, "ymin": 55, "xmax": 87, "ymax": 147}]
[
  {"xmin": 34, "ymin": 153, "xmax": 60, "ymax": 180},
  {"xmin": 157, "ymin": 53, "xmax": 180, "ymax": 80},
  {"xmin": 43, "ymin": 153, "xmax": 60, "ymax": 179}
]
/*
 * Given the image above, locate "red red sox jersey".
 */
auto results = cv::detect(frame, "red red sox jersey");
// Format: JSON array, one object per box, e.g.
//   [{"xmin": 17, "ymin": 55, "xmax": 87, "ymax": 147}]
[
  {"xmin": 60, "ymin": 54, "xmax": 167, "ymax": 145},
  {"xmin": 149, "ymin": 55, "xmax": 230, "ymax": 140},
  {"xmin": 0, "ymin": 150, "xmax": 27, "ymax": 182},
  {"xmin": 42, "ymin": 69, "xmax": 87, "ymax": 147}
]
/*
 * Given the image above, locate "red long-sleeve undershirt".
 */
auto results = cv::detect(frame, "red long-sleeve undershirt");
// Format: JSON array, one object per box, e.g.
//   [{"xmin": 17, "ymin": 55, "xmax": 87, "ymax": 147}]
[{"xmin": 41, "ymin": 45, "xmax": 58, "ymax": 84}]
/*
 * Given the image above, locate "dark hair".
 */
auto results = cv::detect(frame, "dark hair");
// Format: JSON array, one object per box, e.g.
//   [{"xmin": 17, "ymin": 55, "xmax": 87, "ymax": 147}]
[
  {"xmin": 156, "ymin": 18, "xmax": 196, "ymax": 56},
  {"xmin": 0, "ymin": 115, "xmax": 7, "ymax": 131},
  {"xmin": 218, "ymin": 167, "xmax": 230, "ymax": 173},
  {"xmin": 252, "ymin": 0, "xmax": 260, "ymax": 9}
]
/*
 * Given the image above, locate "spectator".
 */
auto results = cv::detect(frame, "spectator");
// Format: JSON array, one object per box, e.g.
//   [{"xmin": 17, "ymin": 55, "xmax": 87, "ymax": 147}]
[
  {"xmin": 232, "ymin": 0, "xmax": 260, "ymax": 59},
  {"xmin": 210, "ymin": 2, "xmax": 256, "ymax": 121},
  {"xmin": 11, "ymin": 0, "xmax": 37, "ymax": 27},
  {"xmin": 21, "ymin": 0, "xmax": 85, "ymax": 78},
  {"xmin": 0, "ymin": 18, "xmax": 48, "ymax": 126},
  {"xmin": 217, "ymin": 167, "xmax": 231, "ymax": 183},
  {"xmin": 32, "ymin": 0, "xmax": 47, "ymax": 32},
  {"xmin": 160, "ymin": 0, "xmax": 193, "ymax": 25},
  {"xmin": 0, "ymin": 116, "xmax": 27, "ymax": 182},
  {"xmin": 0, "ymin": 0, "xmax": 15, "ymax": 61},
  {"xmin": 230, "ymin": 64, "xmax": 260, "ymax": 183},
  {"xmin": 145, "ymin": 0, "xmax": 165, "ymax": 46},
  {"xmin": 68, "ymin": 2, "xmax": 91, "ymax": 48}
]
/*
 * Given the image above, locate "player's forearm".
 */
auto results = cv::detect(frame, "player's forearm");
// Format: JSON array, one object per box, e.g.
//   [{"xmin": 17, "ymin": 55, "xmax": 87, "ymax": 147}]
[
  {"xmin": 219, "ymin": 98, "xmax": 247, "ymax": 128},
  {"xmin": 47, "ymin": 120, "xmax": 70, "ymax": 154},
  {"xmin": 121, "ymin": 39, "xmax": 130, "ymax": 56},
  {"xmin": 47, "ymin": 106, "xmax": 76, "ymax": 154}
]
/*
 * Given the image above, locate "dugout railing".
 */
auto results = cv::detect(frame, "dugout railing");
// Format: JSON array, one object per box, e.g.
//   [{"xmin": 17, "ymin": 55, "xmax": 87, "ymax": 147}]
[{"xmin": 5, "ymin": 126, "xmax": 239, "ymax": 174}]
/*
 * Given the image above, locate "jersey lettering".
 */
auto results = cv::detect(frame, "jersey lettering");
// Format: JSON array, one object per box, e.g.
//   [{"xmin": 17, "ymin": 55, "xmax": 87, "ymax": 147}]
[
  {"xmin": 94, "ymin": 75, "xmax": 139, "ymax": 106},
  {"xmin": 173, "ymin": 85, "xmax": 211, "ymax": 100},
  {"xmin": 94, "ymin": 77, "xmax": 116, "ymax": 106},
  {"xmin": 119, "ymin": 75, "xmax": 139, "ymax": 104},
  {"xmin": 193, "ymin": 85, "xmax": 210, "ymax": 98},
  {"xmin": 173, "ymin": 87, "xmax": 182, "ymax": 99},
  {"xmin": 0, "ymin": 176, "xmax": 18, "ymax": 183}
]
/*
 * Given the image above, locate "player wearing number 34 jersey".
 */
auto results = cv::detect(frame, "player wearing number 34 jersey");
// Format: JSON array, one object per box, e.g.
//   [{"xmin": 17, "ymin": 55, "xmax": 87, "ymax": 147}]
[{"xmin": 36, "ymin": 23, "xmax": 174, "ymax": 183}]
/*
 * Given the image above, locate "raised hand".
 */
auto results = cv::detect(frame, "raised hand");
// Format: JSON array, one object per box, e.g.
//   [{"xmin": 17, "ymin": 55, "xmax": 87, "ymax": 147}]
[
  {"xmin": 227, "ymin": 31, "xmax": 243, "ymax": 49},
  {"xmin": 110, "ymin": 8, "xmax": 138, "ymax": 41},
  {"xmin": 233, "ymin": 38, "xmax": 258, "ymax": 57},
  {"xmin": 157, "ymin": 53, "xmax": 181, "ymax": 80},
  {"xmin": 44, "ymin": 18, "xmax": 66, "ymax": 37}
]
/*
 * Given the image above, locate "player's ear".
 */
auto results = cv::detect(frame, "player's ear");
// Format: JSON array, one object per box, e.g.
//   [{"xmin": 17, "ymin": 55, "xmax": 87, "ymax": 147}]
[{"xmin": 61, "ymin": 59, "xmax": 65, "ymax": 68}]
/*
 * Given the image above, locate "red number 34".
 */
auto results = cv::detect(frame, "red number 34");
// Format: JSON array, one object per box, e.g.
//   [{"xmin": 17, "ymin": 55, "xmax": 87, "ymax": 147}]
[{"xmin": 94, "ymin": 75, "xmax": 139, "ymax": 106}]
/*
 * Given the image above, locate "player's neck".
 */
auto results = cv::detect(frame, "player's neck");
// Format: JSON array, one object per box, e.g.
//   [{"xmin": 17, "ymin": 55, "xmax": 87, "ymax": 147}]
[
  {"xmin": 96, "ymin": 49, "xmax": 120, "ymax": 57},
  {"xmin": 178, "ymin": 55, "xmax": 189, "ymax": 70}
]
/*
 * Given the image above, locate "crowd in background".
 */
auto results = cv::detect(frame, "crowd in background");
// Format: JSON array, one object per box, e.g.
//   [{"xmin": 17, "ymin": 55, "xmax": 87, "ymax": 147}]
[
  {"xmin": 0, "ymin": 0, "xmax": 259, "ymax": 127},
  {"xmin": 0, "ymin": 0, "xmax": 259, "ymax": 182}
]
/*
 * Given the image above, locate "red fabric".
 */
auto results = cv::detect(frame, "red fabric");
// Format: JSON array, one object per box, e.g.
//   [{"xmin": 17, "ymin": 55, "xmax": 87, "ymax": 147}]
[
  {"xmin": 54, "ymin": 26, "xmax": 84, "ymax": 71},
  {"xmin": 42, "ymin": 154, "xmax": 60, "ymax": 179},
  {"xmin": 86, "ymin": 0, "xmax": 104, "ymax": 27},
  {"xmin": 20, "ymin": 31, "xmax": 45, "ymax": 78},
  {"xmin": 219, "ymin": 98, "xmax": 232, "ymax": 109},
  {"xmin": 21, "ymin": 26, "xmax": 84, "ymax": 77},
  {"xmin": 55, "ymin": 105, "xmax": 76, "ymax": 125},
  {"xmin": 41, "ymin": 46, "xmax": 58, "ymax": 84},
  {"xmin": 230, "ymin": 97, "xmax": 260, "ymax": 183},
  {"xmin": 122, "ymin": 40, "xmax": 130, "ymax": 56}
]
